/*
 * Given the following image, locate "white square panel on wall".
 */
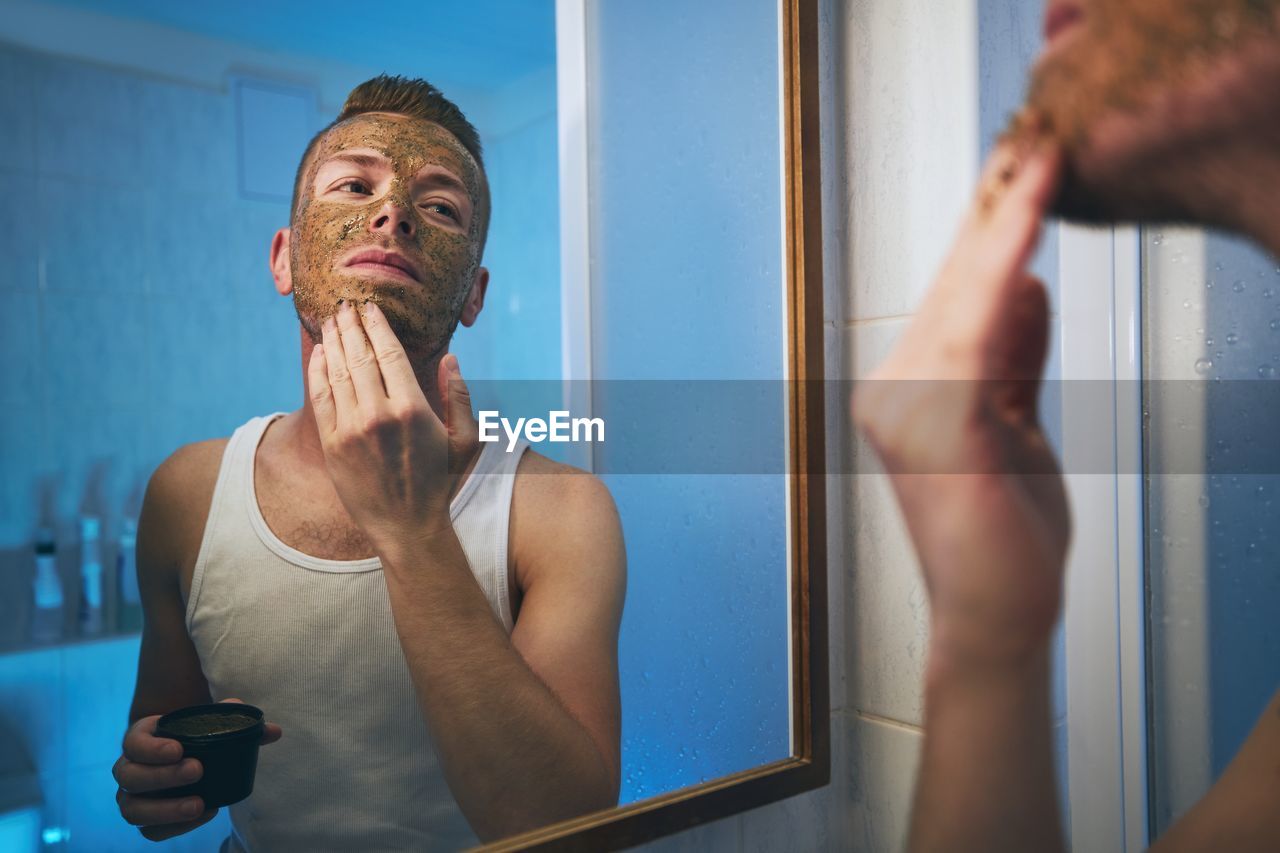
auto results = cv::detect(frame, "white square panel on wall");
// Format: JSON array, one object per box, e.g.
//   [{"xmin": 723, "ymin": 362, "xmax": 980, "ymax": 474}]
[{"xmin": 234, "ymin": 77, "xmax": 318, "ymax": 202}]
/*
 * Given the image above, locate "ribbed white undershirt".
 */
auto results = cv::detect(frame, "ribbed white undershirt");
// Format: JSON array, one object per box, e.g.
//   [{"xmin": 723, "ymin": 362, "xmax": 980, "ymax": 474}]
[{"xmin": 186, "ymin": 412, "xmax": 525, "ymax": 852}]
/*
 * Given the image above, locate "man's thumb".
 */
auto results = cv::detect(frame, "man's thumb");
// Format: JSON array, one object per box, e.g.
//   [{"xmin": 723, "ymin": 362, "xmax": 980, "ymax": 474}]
[{"xmin": 441, "ymin": 354, "xmax": 477, "ymax": 446}]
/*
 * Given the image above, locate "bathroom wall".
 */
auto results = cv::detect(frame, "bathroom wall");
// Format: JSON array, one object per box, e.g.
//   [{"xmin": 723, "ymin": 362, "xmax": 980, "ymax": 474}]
[{"xmin": 449, "ymin": 65, "xmax": 561, "ymax": 383}]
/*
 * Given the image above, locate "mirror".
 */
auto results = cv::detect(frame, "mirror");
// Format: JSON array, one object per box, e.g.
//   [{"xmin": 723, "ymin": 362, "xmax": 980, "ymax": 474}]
[{"xmin": 0, "ymin": 0, "xmax": 825, "ymax": 850}]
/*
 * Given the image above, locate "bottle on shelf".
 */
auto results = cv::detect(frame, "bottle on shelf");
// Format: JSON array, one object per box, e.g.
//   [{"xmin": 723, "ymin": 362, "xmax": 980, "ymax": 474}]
[
  {"xmin": 78, "ymin": 516, "xmax": 104, "ymax": 637},
  {"xmin": 117, "ymin": 518, "xmax": 142, "ymax": 632},
  {"xmin": 31, "ymin": 527, "xmax": 64, "ymax": 644}
]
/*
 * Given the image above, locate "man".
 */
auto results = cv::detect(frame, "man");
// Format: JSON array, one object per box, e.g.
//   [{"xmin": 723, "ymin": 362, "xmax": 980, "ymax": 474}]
[
  {"xmin": 856, "ymin": 1, "xmax": 1280, "ymax": 851},
  {"xmin": 111, "ymin": 75, "xmax": 626, "ymax": 851}
]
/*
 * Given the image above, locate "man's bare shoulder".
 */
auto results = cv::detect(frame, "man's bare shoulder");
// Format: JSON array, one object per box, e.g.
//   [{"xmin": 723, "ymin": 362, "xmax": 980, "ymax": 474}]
[
  {"xmin": 513, "ymin": 449, "xmax": 619, "ymax": 521},
  {"xmin": 140, "ymin": 438, "xmax": 230, "ymax": 581},
  {"xmin": 148, "ymin": 438, "xmax": 229, "ymax": 509},
  {"xmin": 509, "ymin": 449, "xmax": 625, "ymax": 585}
]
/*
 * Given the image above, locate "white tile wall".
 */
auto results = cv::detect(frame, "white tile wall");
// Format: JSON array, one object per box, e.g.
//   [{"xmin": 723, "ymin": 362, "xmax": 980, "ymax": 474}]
[
  {"xmin": 843, "ymin": 319, "xmax": 929, "ymax": 726},
  {"xmin": 842, "ymin": 712, "xmax": 922, "ymax": 852}
]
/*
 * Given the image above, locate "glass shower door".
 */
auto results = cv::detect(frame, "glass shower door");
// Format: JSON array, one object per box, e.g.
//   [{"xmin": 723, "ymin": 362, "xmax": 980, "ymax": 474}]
[{"xmin": 1142, "ymin": 226, "xmax": 1280, "ymax": 835}]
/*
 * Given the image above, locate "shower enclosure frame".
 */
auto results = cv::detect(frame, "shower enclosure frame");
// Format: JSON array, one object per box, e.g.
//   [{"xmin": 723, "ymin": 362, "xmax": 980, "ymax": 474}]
[{"xmin": 1058, "ymin": 223, "xmax": 1171, "ymax": 852}]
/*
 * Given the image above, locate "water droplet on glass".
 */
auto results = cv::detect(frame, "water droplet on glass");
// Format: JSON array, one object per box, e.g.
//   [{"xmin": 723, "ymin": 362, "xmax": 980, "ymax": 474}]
[
  {"xmin": 1151, "ymin": 233, "xmax": 1164, "ymax": 246},
  {"xmin": 1182, "ymin": 299, "xmax": 1192, "ymax": 309},
  {"xmin": 1265, "ymin": 288, "xmax": 1274, "ymax": 299},
  {"xmin": 1226, "ymin": 332, "xmax": 1239, "ymax": 345},
  {"xmin": 1199, "ymin": 493, "xmax": 1211, "ymax": 508},
  {"xmin": 1205, "ymin": 336, "xmax": 1215, "ymax": 347},
  {"xmin": 1272, "ymin": 319, "xmax": 1280, "ymax": 332},
  {"xmin": 1215, "ymin": 262, "xmax": 1225, "ymax": 272},
  {"xmin": 1260, "ymin": 364, "xmax": 1276, "ymax": 379},
  {"xmin": 1194, "ymin": 358, "xmax": 1213, "ymax": 375},
  {"xmin": 1233, "ymin": 280, "xmax": 1246, "ymax": 293}
]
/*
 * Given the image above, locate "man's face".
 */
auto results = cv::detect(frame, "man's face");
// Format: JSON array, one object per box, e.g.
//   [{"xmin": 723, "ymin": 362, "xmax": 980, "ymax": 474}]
[
  {"xmin": 289, "ymin": 112, "xmax": 486, "ymax": 358},
  {"xmin": 1016, "ymin": 0, "xmax": 1280, "ymax": 223}
]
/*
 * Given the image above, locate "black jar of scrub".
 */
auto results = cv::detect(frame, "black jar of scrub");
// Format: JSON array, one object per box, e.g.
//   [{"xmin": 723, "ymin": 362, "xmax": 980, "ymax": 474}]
[{"xmin": 151, "ymin": 702, "xmax": 265, "ymax": 808}]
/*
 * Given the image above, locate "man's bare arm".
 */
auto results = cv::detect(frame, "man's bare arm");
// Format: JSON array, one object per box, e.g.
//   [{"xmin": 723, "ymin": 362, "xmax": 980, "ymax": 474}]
[
  {"xmin": 115, "ymin": 443, "xmax": 221, "ymax": 841},
  {"xmin": 380, "ymin": 461, "xmax": 625, "ymax": 843},
  {"xmin": 129, "ymin": 442, "xmax": 218, "ymax": 723},
  {"xmin": 854, "ymin": 137, "xmax": 1068, "ymax": 853},
  {"xmin": 306, "ymin": 301, "xmax": 625, "ymax": 841}
]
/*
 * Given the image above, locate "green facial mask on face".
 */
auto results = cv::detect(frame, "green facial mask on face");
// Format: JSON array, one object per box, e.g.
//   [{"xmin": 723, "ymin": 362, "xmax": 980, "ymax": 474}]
[{"xmin": 290, "ymin": 113, "xmax": 487, "ymax": 359}]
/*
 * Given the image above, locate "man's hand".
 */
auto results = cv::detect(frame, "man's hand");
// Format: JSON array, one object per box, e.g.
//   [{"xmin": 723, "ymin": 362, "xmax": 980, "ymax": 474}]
[
  {"xmin": 307, "ymin": 298, "xmax": 479, "ymax": 551},
  {"xmin": 113, "ymin": 698, "xmax": 282, "ymax": 842},
  {"xmin": 853, "ymin": 136, "xmax": 1069, "ymax": 673},
  {"xmin": 853, "ymin": 135, "xmax": 1069, "ymax": 853}
]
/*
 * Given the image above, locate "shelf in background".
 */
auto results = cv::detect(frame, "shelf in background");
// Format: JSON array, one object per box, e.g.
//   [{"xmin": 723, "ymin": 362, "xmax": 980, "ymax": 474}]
[{"xmin": 0, "ymin": 630, "xmax": 141, "ymax": 659}]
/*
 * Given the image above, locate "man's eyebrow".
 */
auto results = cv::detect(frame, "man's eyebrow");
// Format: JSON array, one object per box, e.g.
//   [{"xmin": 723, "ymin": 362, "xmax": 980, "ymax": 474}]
[
  {"xmin": 318, "ymin": 152, "xmax": 388, "ymax": 171},
  {"xmin": 415, "ymin": 170, "xmax": 472, "ymax": 200}
]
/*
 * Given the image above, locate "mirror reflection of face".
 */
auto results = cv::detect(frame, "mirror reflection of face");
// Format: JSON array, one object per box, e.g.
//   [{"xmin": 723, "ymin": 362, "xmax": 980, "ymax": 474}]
[
  {"xmin": 290, "ymin": 111, "xmax": 486, "ymax": 359},
  {"xmin": 1015, "ymin": 0, "xmax": 1280, "ymax": 222}
]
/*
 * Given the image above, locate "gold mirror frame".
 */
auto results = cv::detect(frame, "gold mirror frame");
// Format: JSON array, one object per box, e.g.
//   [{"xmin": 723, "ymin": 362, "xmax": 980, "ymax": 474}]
[{"xmin": 479, "ymin": 0, "xmax": 827, "ymax": 848}]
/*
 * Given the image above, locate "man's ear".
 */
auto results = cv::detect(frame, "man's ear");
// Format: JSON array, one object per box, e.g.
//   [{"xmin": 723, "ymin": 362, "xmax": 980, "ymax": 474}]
[
  {"xmin": 270, "ymin": 228, "xmax": 293, "ymax": 296},
  {"xmin": 458, "ymin": 266, "xmax": 489, "ymax": 328}
]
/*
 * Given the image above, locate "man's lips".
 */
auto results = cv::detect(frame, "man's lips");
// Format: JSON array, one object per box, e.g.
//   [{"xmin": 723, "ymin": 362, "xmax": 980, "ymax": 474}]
[
  {"xmin": 342, "ymin": 248, "xmax": 421, "ymax": 282},
  {"xmin": 1044, "ymin": 2, "xmax": 1084, "ymax": 43}
]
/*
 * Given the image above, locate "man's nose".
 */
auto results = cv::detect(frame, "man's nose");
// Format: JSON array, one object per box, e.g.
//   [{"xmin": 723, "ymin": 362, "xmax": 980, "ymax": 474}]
[{"xmin": 369, "ymin": 198, "xmax": 415, "ymax": 237}]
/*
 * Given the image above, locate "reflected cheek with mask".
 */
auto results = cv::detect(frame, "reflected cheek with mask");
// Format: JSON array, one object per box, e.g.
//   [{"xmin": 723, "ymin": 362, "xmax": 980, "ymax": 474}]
[
  {"xmin": 289, "ymin": 187, "xmax": 478, "ymax": 359},
  {"xmin": 1003, "ymin": 0, "xmax": 1280, "ymax": 223}
]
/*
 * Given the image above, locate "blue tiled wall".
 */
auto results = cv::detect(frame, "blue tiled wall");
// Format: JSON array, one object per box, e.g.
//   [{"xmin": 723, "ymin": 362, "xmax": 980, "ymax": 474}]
[
  {"xmin": 1, "ymin": 38, "xmax": 559, "ymax": 849},
  {"xmin": 0, "ymin": 44, "xmax": 308, "ymax": 553},
  {"xmin": 0, "ymin": 41, "xmax": 309, "ymax": 850}
]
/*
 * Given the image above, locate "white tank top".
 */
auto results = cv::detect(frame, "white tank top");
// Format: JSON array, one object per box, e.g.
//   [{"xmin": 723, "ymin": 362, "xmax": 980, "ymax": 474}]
[{"xmin": 185, "ymin": 412, "xmax": 527, "ymax": 852}]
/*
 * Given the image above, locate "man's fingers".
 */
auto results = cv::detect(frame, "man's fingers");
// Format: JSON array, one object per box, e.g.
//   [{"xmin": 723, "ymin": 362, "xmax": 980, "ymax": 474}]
[
  {"xmin": 138, "ymin": 809, "xmax": 219, "ymax": 843},
  {"xmin": 122, "ymin": 716, "xmax": 182, "ymax": 766},
  {"xmin": 986, "ymin": 142, "xmax": 1063, "ymax": 266},
  {"xmin": 217, "ymin": 699, "xmax": 283, "ymax": 745},
  {"xmin": 359, "ymin": 300, "xmax": 420, "ymax": 401},
  {"xmin": 117, "ymin": 787, "xmax": 206, "ymax": 827},
  {"xmin": 320, "ymin": 313, "xmax": 357, "ymax": 426},
  {"xmin": 114, "ymin": 756, "xmax": 203, "ymax": 794},
  {"xmin": 308, "ymin": 344, "xmax": 337, "ymax": 438},
  {"xmin": 336, "ymin": 299, "xmax": 388, "ymax": 406},
  {"xmin": 440, "ymin": 354, "xmax": 478, "ymax": 450},
  {"xmin": 941, "ymin": 141, "xmax": 1063, "ymax": 332},
  {"xmin": 971, "ymin": 138, "xmax": 1023, "ymax": 220}
]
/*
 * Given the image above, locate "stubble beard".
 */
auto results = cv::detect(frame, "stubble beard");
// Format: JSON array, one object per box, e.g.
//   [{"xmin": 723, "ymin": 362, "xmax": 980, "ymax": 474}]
[{"xmin": 1013, "ymin": 0, "xmax": 1280, "ymax": 227}]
